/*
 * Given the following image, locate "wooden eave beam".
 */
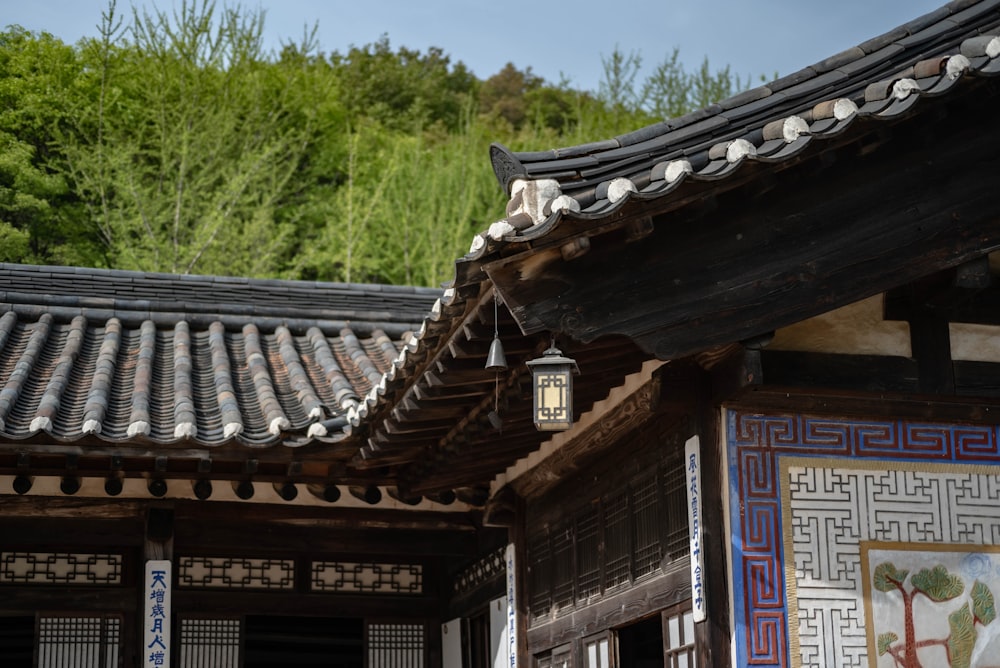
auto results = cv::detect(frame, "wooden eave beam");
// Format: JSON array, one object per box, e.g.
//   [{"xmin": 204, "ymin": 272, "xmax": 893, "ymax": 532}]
[
  {"xmin": 486, "ymin": 87, "xmax": 1000, "ymax": 361},
  {"xmin": 727, "ymin": 386, "xmax": 1000, "ymax": 426}
]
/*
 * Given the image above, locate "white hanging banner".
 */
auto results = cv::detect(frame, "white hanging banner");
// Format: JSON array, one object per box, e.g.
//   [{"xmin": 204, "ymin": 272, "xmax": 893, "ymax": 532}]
[
  {"xmin": 143, "ymin": 560, "xmax": 172, "ymax": 667},
  {"xmin": 490, "ymin": 595, "xmax": 509, "ymax": 668},
  {"xmin": 685, "ymin": 435, "xmax": 707, "ymax": 622},
  {"xmin": 441, "ymin": 618, "xmax": 462, "ymax": 668},
  {"xmin": 505, "ymin": 543, "xmax": 518, "ymax": 668}
]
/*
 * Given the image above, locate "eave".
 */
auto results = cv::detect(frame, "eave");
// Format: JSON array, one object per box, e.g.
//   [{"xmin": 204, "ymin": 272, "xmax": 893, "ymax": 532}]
[{"xmin": 482, "ymin": 73, "xmax": 1000, "ymax": 361}]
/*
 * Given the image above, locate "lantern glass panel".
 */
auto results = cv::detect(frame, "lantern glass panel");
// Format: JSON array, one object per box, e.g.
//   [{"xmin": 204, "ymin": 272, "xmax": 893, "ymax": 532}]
[{"xmin": 534, "ymin": 368, "xmax": 573, "ymax": 430}]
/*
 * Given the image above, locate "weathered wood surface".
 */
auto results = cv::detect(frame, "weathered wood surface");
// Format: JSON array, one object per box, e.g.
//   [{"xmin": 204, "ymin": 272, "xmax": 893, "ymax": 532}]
[
  {"xmin": 0, "ymin": 587, "xmax": 136, "ymax": 612},
  {"xmin": 525, "ymin": 566, "xmax": 690, "ymax": 652}
]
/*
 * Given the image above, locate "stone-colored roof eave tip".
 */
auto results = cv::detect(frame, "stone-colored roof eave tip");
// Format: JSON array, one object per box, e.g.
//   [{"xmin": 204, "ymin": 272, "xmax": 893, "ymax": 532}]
[
  {"xmin": 482, "ymin": 30, "xmax": 998, "ymax": 236},
  {"xmin": 487, "ymin": 1, "xmax": 1000, "ymax": 195}
]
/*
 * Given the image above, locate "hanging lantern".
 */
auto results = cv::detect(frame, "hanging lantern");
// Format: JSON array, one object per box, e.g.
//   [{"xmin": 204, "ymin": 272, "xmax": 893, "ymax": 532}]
[{"xmin": 525, "ymin": 344, "xmax": 580, "ymax": 431}]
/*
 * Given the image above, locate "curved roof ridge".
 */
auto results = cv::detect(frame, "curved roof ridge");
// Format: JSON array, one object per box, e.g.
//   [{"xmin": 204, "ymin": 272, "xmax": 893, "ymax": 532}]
[
  {"xmin": 0, "ymin": 262, "xmax": 442, "ymax": 326},
  {"xmin": 490, "ymin": 0, "xmax": 1000, "ymax": 195}
]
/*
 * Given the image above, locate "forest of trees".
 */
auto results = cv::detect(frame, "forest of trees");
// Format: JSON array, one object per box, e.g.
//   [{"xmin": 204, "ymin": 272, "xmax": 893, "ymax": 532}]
[{"xmin": 0, "ymin": 0, "xmax": 751, "ymax": 286}]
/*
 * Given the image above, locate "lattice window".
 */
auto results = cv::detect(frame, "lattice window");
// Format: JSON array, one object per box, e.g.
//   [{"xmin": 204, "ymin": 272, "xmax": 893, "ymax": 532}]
[
  {"xmin": 525, "ymin": 450, "xmax": 689, "ymax": 622},
  {"xmin": 528, "ymin": 531, "xmax": 552, "ymax": 624},
  {"xmin": 551, "ymin": 522, "xmax": 574, "ymax": 612},
  {"xmin": 603, "ymin": 491, "xmax": 631, "ymax": 590},
  {"xmin": 575, "ymin": 506, "xmax": 601, "ymax": 603},
  {"xmin": 176, "ymin": 556, "xmax": 295, "ymax": 590},
  {"xmin": 662, "ymin": 461, "xmax": 690, "ymax": 560},
  {"xmin": 177, "ymin": 618, "xmax": 241, "ymax": 668},
  {"xmin": 453, "ymin": 547, "xmax": 505, "ymax": 595},
  {"xmin": 0, "ymin": 552, "xmax": 122, "ymax": 586},
  {"xmin": 583, "ymin": 633, "xmax": 612, "ymax": 668},
  {"xmin": 312, "ymin": 562, "xmax": 422, "ymax": 594},
  {"xmin": 534, "ymin": 644, "xmax": 571, "ymax": 668},
  {"xmin": 633, "ymin": 473, "xmax": 664, "ymax": 578},
  {"xmin": 37, "ymin": 615, "xmax": 120, "ymax": 668},
  {"xmin": 663, "ymin": 607, "xmax": 696, "ymax": 668},
  {"xmin": 368, "ymin": 623, "xmax": 424, "ymax": 667}
]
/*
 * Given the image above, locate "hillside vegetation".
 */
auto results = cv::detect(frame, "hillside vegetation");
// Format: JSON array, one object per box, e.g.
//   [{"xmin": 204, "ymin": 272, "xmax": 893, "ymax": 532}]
[{"xmin": 0, "ymin": 0, "xmax": 749, "ymax": 286}]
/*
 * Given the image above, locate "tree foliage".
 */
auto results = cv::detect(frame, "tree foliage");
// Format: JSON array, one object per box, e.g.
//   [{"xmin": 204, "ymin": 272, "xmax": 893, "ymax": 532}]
[{"xmin": 0, "ymin": 1, "xmax": 753, "ymax": 285}]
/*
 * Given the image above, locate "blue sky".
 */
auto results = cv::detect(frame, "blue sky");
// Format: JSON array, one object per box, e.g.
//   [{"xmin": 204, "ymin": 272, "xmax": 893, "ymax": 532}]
[{"xmin": 6, "ymin": 0, "xmax": 947, "ymax": 92}]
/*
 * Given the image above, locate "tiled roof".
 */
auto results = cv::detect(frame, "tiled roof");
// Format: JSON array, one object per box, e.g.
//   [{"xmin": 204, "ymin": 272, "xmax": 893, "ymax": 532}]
[
  {"xmin": 335, "ymin": 0, "xmax": 1000, "ymax": 480},
  {"xmin": 0, "ymin": 264, "xmax": 440, "ymax": 448},
  {"xmin": 485, "ymin": 0, "xmax": 1000, "ymax": 229},
  {"xmin": 3, "ymin": 1, "xmax": 997, "ymax": 497}
]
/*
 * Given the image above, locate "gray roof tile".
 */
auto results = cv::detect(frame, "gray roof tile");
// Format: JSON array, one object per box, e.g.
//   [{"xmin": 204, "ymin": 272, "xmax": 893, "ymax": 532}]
[
  {"xmin": 486, "ymin": 1, "xmax": 1000, "ymax": 230},
  {"xmin": 0, "ymin": 263, "xmax": 439, "ymax": 448}
]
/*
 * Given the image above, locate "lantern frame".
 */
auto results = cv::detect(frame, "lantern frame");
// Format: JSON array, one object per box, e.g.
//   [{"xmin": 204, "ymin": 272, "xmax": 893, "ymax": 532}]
[{"xmin": 525, "ymin": 345, "xmax": 580, "ymax": 431}]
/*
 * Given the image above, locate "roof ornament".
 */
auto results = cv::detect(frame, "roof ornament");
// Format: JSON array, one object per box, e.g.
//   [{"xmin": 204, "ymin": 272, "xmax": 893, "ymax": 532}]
[
  {"xmin": 607, "ymin": 178, "xmax": 638, "ymax": 204},
  {"xmin": 726, "ymin": 138, "xmax": 758, "ymax": 163},
  {"xmin": 664, "ymin": 160, "xmax": 693, "ymax": 184},
  {"xmin": 892, "ymin": 78, "xmax": 921, "ymax": 100},
  {"xmin": 508, "ymin": 178, "xmax": 562, "ymax": 227},
  {"xmin": 945, "ymin": 55, "xmax": 972, "ymax": 80},
  {"xmin": 767, "ymin": 116, "xmax": 810, "ymax": 143}
]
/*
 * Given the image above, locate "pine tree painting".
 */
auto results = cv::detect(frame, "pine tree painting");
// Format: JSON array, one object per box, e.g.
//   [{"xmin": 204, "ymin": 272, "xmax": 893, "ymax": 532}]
[{"xmin": 873, "ymin": 562, "xmax": 996, "ymax": 668}]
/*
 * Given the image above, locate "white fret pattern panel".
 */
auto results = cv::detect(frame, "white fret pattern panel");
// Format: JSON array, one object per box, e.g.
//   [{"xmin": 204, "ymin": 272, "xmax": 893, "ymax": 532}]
[
  {"xmin": 0, "ymin": 552, "xmax": 123, "ymax": 585},
  {"xmin": 312, "ymin": 562, "xmax": 422, "ymax": 594},
  {"xmin": 785, "ymin": 460, "xmax": 1000, "ymax": 668},
  {"xmin": 176, "ymin": 556, "xmax": 295, "ymax": 590}
]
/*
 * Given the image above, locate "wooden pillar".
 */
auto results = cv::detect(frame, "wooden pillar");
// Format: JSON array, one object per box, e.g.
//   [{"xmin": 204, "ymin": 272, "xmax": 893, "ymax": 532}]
[
  {"xmin": 695, "ymin": 401, "xmax": 732, "ymax": 668},
  {"xmin": 690, "ymin": 351, "xmax": 756, "ymax": 668},
  {"xmin": 144, "ymin": 506, "xmax": 174, "ymax": 561},
  {"xmin": 511, "ymin": 494, "xmax": 529, "ymax": 667},
  {"xmin": 140, "ymin": 505, "xmax": 174, "ymax": 666},
  {"xmin": 909, "ymin": 313, "xmax": 955, "ymax": 395}
]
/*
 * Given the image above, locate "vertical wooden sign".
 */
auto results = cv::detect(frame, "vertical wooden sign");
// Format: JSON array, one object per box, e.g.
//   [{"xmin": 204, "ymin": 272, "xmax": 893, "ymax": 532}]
[
  {"xmin": 143, "ymin": 560, "xmax": 171, "ymax": 667},
  {"xmin": 685, "ymin": 436, "xmax": 707, "ymax": 622},
  {"xmin": 505, "ymin": 543, "xmax": 518, "ymax": 668}
]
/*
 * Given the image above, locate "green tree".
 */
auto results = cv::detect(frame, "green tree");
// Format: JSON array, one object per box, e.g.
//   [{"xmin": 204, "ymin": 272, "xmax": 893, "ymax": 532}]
[
  {"xmin": 58, "ymin": 0, "xmax": 329, "ymax": 276},
  {"xmin": 0, "ymin": 1, "xmax": 755, "ymax": 286},
  {"xmin": 0, "ymin": 26, "xmax": 98, "ymax": 265},
  {"xmin": 330, "ymin": 35, "xmax": 477, "ymax": 133}
]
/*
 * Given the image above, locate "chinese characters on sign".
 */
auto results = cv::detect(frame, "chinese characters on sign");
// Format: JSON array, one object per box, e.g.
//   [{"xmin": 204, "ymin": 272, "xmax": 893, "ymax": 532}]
[
  {"xmin": 505, "ymin": 543, "xmax": 518, "ymax": 668},
  {"xmin": 144, "ymin": 560, "xmax": 171, "ymax": 667},
  {"xmin": 685, "ymin": 436, "xmax": 706, "ymax": 622}
]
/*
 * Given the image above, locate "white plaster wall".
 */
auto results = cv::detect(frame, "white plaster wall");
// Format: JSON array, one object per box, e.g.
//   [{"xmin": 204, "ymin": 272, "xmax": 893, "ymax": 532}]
[{"xmin": 770, "ymin": 295, "xmax": 911, "ymax": 357}]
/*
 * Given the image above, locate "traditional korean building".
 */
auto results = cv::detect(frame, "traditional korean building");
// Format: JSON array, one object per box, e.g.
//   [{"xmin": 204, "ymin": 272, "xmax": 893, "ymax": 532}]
[{"xmin": 2, "ymin": 1, "xmax": 1000, "ymax": 666}]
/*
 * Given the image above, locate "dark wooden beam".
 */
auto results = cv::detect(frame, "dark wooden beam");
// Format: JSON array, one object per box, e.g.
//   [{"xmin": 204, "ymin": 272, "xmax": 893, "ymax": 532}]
[
  {"xmin": 525, "ymin": 566, "xmax": 691, "ymax": 653},
  {"xmin": 726, "ymin": 387, "xmax": 1000, "ymax": 425},
  {"xmin": 760, "ymin": 350, "xmax": 919, "ymax": 394},
  {"xmin": 0, "ymin": 587, "xmax": 137, "ymax": 613},
  {"xmin": 173, "ymin": 590, "xmax": 438, "ymax": 618},
  {"xmin": 909, "ymin": 313, "xmax": 955, "ymax": 395}
]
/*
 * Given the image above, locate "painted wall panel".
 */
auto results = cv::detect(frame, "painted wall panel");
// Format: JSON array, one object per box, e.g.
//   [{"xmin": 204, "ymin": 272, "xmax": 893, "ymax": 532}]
[{"xmin": 726, "ymin": 410, "xmax": 1000, "ymax": 668}]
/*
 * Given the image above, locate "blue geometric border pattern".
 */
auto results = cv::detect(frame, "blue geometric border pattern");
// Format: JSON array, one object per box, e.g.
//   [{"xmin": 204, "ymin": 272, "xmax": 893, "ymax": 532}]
[{"xmin": 726, "ymin": 410, "xmax": 1000, "ymax": 668}]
